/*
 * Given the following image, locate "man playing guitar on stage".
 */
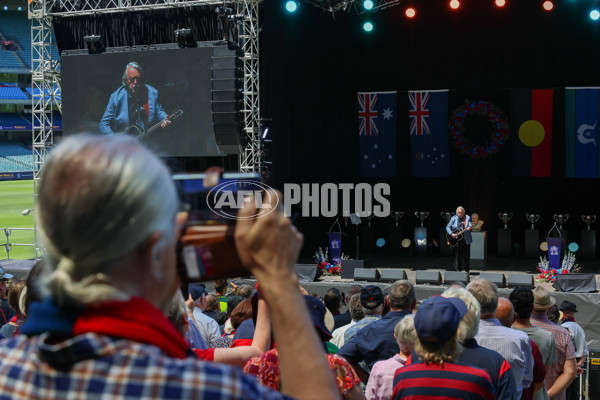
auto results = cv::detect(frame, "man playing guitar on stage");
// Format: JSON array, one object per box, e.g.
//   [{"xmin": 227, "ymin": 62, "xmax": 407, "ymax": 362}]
[{"xmin": 446, "ymin": 206, "xmax": 472, "ymax": 273}]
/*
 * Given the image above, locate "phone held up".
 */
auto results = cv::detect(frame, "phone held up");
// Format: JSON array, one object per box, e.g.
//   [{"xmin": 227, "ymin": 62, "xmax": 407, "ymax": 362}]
[{"xmin": 173, "ymin": 170, "xmax": 264, "ymax": 284}]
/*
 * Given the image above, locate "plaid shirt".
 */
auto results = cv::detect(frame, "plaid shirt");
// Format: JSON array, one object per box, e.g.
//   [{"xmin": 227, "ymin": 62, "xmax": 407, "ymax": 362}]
[
  {"xmin": 530, "ymin": 312, "xmax": 576, "ymax": 400},
  {"xmin": 0, "ymin": 332, "xmax": 291, "ymax": 400}
]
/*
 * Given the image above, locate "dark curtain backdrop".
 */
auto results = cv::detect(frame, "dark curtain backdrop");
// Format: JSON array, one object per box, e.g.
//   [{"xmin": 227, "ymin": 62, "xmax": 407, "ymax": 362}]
[{"xmin": 52, "ymin": 0, "xmax": 600, "ymax": 259}]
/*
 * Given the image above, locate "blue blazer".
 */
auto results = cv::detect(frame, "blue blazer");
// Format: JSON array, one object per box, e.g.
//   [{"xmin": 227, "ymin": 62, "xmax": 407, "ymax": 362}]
[
  {"xmin": 446, "ymin": 214, "xmax": 472, "ymax": 245},
  {"xmin": 99, "ymin": 84, "xmax": 166, "ymax": 135}
]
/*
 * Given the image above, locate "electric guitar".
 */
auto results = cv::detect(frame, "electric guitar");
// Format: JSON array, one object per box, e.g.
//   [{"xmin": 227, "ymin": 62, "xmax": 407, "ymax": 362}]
[
  {"xmin": 446, "ymin": 226, "xmax": 470, "ymax": 248},
  {"xmin": 125, "ymin": 108, "xmax": 184, "ymax": 142}
]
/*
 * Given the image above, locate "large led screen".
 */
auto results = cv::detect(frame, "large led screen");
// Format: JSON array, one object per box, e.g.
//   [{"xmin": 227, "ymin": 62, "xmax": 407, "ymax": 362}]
[{"xmin": 61, "ymin": 43, "xmax": 224, "ymax": 157}]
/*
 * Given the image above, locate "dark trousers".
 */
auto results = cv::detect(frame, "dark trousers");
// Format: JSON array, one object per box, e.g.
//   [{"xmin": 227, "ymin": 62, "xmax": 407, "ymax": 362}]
[{"xmin": 455, "ymin": 240, "xmax": 470, "ymax": 272}]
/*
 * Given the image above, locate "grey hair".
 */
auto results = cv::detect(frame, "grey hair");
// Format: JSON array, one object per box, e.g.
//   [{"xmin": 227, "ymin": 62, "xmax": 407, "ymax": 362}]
[
  {"xmin": 394, "ymin": 314, "xmax": 416, "ymax": 353},
  {"xmin": 389, "ymin": 280, "xmax": 416, "ymax": 310},
  {"xmin": 37, "ymin": 134, "xmax": 178, "ymax": 309},
  {"xmin": 122, "ymin": 61, "xmax": 144, "ymax": 86},
  {"xmin": 466, "ymin": 279, "xmax": 498, "ymax": 315},
  {"xmin": 457, "ymin": 206, "xmax": 466, "ymax": 213},
  {"xmin": 442, "ymin": 286, "xmax": 480, "ymax": 341}
]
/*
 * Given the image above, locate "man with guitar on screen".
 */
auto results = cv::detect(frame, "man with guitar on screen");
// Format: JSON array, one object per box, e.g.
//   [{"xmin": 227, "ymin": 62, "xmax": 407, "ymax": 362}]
[
  {"xmin": 446, "ymin": 206, "xmax": 472, "ymax": 273},
  {"xmin": 99, "ymin": 62, "xmax": 172, "ymax": 139}
]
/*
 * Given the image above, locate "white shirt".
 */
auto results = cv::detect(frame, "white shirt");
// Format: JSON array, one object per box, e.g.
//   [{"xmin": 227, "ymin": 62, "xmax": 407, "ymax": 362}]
[
  {"xmin": 562, "ymin": 320, "xmax": 589, "ymax": 358},
  {"xmin": 193, "ymin": 308, "xmax": 221, "ymax": 347},
  {"xmin": 330, "ymin": 320, "xmax": 357, "ymax": 348}
]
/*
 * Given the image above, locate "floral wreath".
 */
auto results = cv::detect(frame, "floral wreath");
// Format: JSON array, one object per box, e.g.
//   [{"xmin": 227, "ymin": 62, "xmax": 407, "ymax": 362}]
[{"xmin": 449, "ymin": 100, "xmax": 510, "ymax": 159}]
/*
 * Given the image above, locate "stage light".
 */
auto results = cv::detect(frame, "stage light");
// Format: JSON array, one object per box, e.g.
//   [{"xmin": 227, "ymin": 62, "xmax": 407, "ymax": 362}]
[
  {"xmin": 262, "ymin": 127, "xmax": 269, "ymax": 139},
  {"xmin": 84, "ymin": 35, "xmax": 105, "ymax": 55},
  {"xmin": 376, "ymin": 238, "xmax": 386, "ymax": 247},
  {"xmin": 3, "ymin": 6, "xmax": 7, "ymax": 10},
  {"xmin": 568, "ymin": 242, "xmax": 579, "ymax": 252},
  {"xmin": 18, "ymin": 7, "xmax": 22, "ymax": 11},
  {"xmin": 542, "ymin": 1, "xmax": 553, "ymax": 11},
  {"xmin": 285, "ymin": 0, "xmax": 298, "ymax": 12},
  {"xmin": 495, "ymin": 0, "xmax": 505, "ymax": 7},
  {"xmin": 175, "ymin": 28, "xmax": 196, "ymax": 49},
  {"xmin": 405, "ymin": 7, "xmax": 416, "ymax": 18},
  {"xmin": 591, "ymin": 9, "xmax": 600, "ymax": 20},
  {"xmin": 363, "ymin": 0, "xmax": 374, "ymax": 10},
  {"xmin": 363, "ymin": 21, "xmax": 374, "ymax": 32},
  {"xmin": 450, "ymin": 0, "xmax": 460, "ymax": 10}
]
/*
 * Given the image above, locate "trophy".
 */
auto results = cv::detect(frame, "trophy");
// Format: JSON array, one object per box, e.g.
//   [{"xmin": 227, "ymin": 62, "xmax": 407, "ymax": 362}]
[
  {"xmin": 498, "ymin": 212, "xmax": 513, "ymax": 229},
  {"xmin": 391, "ymin": 211, "xmax": 404, "ymax": 227},
  {"xmin": 525, "ymin": 214, "xmax": 540, "ymax": 230},
  {"xmin": 440, "ymin": 212, "xmax": 453, "ymax": 224},
  {"xmin": 582, "ymin": 215, "xmax": 596, "ymax": 231},
  {"xmin": 414, "ymin": 211, "xmax": 429, "ymax": 227},
  {"xmin": 553, "ymin": 214, "xmax": 569, "ymax": 230}
]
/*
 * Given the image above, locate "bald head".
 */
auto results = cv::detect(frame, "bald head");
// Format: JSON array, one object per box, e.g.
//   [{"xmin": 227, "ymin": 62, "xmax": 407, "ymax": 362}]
[{"xmin": 496, "ymin": 297, "xmax": 514, "ymax": 328}]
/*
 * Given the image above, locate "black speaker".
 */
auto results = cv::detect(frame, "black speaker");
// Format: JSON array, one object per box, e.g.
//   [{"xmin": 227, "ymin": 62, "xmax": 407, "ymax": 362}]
[
  {"xmin": 295, "ymin": 264, "xmax": 320, "ymax": 283},
  {"xmin": 444, "ymin": 271, "xmax": 469, "ymax": 286},
  {"xmin": 341, "ymin": 259, "xmax": 370, "ymax": 279},
  {"xmin": 588, "ymin": 349, "xmax": 600, "ymax": 397},
  {"xmin": 479, "ymin": 272, "xmax": 507, "ymax": 288},
  {"xmin": 416, "ymin": 271, "xmax": 442, "ymax": 285},
  {"xmin": 379, "ymin": 269, "xmax": 408, "ymax": 282},
  {"xmin": 353, "ymin": 268, "xmax": 380, "ymax": 282},
  {"xmin": 553, "ymin": 273, "xmax": 597, "ymax": 293},
  {"xmin": 507, "ymin": 273, "xmax": 534, "ymax": 288},
  {"xmin": 211, "ymin": 44, "xmax": 243, "ymax": 154}
]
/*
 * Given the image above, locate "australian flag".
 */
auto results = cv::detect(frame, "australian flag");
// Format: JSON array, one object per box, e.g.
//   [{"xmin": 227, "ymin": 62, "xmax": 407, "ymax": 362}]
[
  {"xmin": 409, "ymin": 90, "xmax": 449, "ymax": 177},
  {"xmin": 358, "ymin": 91, "xmax": 397, "ymax": 177}
]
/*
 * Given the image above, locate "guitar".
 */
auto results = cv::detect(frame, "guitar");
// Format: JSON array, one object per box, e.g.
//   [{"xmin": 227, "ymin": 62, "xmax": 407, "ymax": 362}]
[
  {"xmin": 125, "ymin": 108, "xmax": 184, "ymax": 142},
  {"xmin": 446, "ymin": 226, "xmax": 470, "ymax": 248}
]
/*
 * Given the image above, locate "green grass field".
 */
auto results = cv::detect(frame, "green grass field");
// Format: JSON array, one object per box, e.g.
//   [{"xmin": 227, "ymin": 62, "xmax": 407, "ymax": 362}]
[{"xmin": 0, "ymin": 180, "xmax": 35, "ymax": 260}]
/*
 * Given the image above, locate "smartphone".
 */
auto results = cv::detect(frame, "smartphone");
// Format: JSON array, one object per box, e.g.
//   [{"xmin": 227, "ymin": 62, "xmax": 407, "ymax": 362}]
[{"xmin": 173, "ymin": 172, "xmax": 263, "ymax": 283}]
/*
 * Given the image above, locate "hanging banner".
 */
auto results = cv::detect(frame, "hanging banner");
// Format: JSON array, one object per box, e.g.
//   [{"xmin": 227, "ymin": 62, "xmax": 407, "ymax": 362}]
[
  {"xmin": 547, "ymin": 237, "xmax": 562, "ymax": 270},
  {"xmin": 328, "ymin": 232, "xmax": 342, "ymax": 264}
]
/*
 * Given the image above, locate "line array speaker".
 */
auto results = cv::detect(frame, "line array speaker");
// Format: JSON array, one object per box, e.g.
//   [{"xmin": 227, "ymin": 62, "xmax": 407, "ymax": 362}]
[{"xmin": 479, "ymin": 272, "xmax": 507, "ymax": 288}]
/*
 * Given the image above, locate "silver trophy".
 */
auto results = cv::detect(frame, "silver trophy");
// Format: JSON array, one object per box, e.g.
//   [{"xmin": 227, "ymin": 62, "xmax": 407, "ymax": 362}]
[
  {"xmin": 582, "ymin": 215, "xmax": 596, "ymax": 231},
  {"xmin": 391, "ymin": 211, "xmax": 404, "ymax": 227},
  {"xmin": 414, "ymin": 211, "xmax": 429, "ymax": 227},
  {"xmin": 553, "ymin": 214, "xmax": 569, "ymax": 230},
  {"xmin": 525, "ymin": 214, "xmax": 540, "ymax": 230},
  {"xmin": 441, "ymin": 212, "xmax": 453, "ymax": 224},
  {"xmin": 498, "ymin": 212, "xmax": 513, "ymax": 229}
]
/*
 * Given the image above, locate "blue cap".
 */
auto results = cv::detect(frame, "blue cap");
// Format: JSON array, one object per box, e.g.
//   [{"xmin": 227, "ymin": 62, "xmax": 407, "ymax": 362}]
[
  {"xmin": 304, "ymin": 295, "xmax": 332, "ymax": 340},
  {"xmin": 415, "ymin": 296, "xmax": 467, "ymax": 344},
  {"xmin": 188, "ymin": 283, "xmax": 206, "ymax": 301}
]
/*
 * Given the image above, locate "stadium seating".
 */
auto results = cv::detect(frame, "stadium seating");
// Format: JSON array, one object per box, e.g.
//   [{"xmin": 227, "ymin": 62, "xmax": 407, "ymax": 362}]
[
  {"xmin": 0, "ymin": 87, "xmax": 28, "ymax": 100},
  {"xmin": 0, "ymin": 113, "xmax": 30, "ymax": 127},
  {"xmin": 0, "ymin": 141, "xmax": 33, "ymax": 172}
]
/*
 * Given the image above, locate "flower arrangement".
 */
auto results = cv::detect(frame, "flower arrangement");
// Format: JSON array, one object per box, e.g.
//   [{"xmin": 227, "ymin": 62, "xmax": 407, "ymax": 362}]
[
  {"xmin": 313, "ymin": 247, "xmax": 349, "ymax": 276},
  {"xmin": 449, "ymin": 100, "xmax": 509, "ymax": 159},
  {"xmin": 536, "ymin": 252, "xmax": 580, "ymax": 283}
]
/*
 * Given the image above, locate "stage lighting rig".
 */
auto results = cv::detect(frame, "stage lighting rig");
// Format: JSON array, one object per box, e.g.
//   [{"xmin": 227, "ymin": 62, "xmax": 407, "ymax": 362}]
[
  {"xmin": 175, "ymin": 28, "xmax": 196, "ymax": 49},
  {"xmin": 84, "ymin": 35, "xmax": 105, "ymax": 54}
]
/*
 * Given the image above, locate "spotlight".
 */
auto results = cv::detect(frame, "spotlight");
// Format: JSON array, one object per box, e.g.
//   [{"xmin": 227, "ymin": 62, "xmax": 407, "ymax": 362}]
[
  {"xmin": 363, "ymin": 21, "xmax": 374, "ymax": 32},
  {"xmin": 450, "ymin": 0, "xmax": 460, "ymax": 9},
  {"xmin": 175, "ymin": 28, "xmax": 196, "ymax": 49},
  {"xmin": 591, "ymin": 9, "xmax": 600, "ymax": 20},
  {"xmin": 542, "ymin": 1, "xmax": 553, "ymax": 11},
  {"xmin": 285, "ymin": 0, "xmax": 298, "ymax": 12},
  {"xmin": 262, "ymin": 127, "xmax": 269, "ymax": 139},
  {"xmin": 84, "ymin": 35, "xmax": 105, "ymax": 54},
  {"xmin": 363, "ymin": 0, "xmax": 374, "ymax": 10},
  {"xmin": 405, "ymin": 7, "xmax": 416, "ymax": 18},
  {"xmin": 18, "ymin": 7, "xmax": 22, "ymax": 11},
  {"xmin": 495, "ymin": 0, "xmax": 505, "ymax": 7}
]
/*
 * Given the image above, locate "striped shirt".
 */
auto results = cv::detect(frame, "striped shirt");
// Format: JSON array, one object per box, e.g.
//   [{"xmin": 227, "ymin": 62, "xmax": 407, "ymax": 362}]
[
  {"xmin": 392, "ymin": 361, "xmax": 495, "ymax": 400},
  {"xmin": 530, "ymin": 312, "xmax": 576, "ymax": 400}
]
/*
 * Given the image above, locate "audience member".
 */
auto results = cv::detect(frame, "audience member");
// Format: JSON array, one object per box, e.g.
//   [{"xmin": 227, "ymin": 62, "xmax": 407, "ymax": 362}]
[
  {"xmin": 510, "ymin": 286, "xmax": 557, "ymax": 400},
  {"xmin": 3, "ymin": 134, "xmax": 340, "ymax": 399},
  {"xmin": 344, "ymin": 285, "xmax": 384, "ymax": 343},
  {"xmin": 334, "ymin": 285, "xmax": 363, "ymax": 330},
  {"xmin": 338, "ymin": 280, "xmax": 415, "ymax": 382},
  {"xmin": 365, "ymin": 315, "xmax": 416, "ymax": 400},
  {"xmin": 171, "ymin": 289, "xmax": 207, "ymax": 349},
  {"xmin": 467, "ymin": 279, "xmax": 533, "ymax": 399},
  {"xmin": 0, "ymin": 279, "xmax": 25, "ymax": 337},
  {"xmin": 547, "ymin": 304, "xmax": 560, "ymax": 324},
  {"xmin": 325, "ymin": 288, "xmax": 347, "ymax": 330},
  {"xmin": 188, "ymin": 283, "xmax": 221, "ymax": 346},
  {"xmin": 203, "ymin": 294, "xmax": 221, "ymax": 321},
  {"xmin": 392, "ymin": 296, "xmax": 495, "ymax": 400},
  {"xmin": 237, "ymin": 284, "xmax": 254, "ymax": 299},
  {"xmin": 244, "ymin": 295, "xmax": 365, "ymax": 400},
  {"xmin": 442, "ymin": 287, "xmax": 518, "ymax": 400},
  {"xmin": 559, "ymin": 300, "xmax": 588, "ymax": 400},
  {"xmin": 331, "ymin": 293, "xmax": 364, "ymax": 348},
  {"xmin": 530, "ymin": 286, "xmax": 577, "ymax": 400},
  {"xmin": 222, "ymin": 294, "xmax": 245, "ymax": 334},
  {"xmin": 0, "ymin": 271, "xmax": 15, "ymax": 325},
  {"xmin": 497, "ymin": 296, "xmax": 546, "ymax": 400},
  {"xmin": 213, "ymin": 278, "xmax": 229, "ymax": 312}
]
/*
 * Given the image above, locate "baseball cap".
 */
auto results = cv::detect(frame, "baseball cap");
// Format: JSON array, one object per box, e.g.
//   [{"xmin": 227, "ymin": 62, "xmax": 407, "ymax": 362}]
[
  {"xmin": 360, "ymin": 285, "xmax": 384, "ymax": 309},
  {"xmin": 415, "ymin": 296, "xmax": 467, "ymax": 345},
  {"xmin": 304, "ymin": 295, "xmax": 333, "ymax": 340},
  {"xmin": 188, "ymin": 283, "xmax": 207, "ymax": 301}
]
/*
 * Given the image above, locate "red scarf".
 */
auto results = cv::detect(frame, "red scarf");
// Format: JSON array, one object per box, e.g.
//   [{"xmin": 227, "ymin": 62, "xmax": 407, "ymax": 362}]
[{"xmin": 73, "ymin": 297, "xmax": 190, "ymax": 359}]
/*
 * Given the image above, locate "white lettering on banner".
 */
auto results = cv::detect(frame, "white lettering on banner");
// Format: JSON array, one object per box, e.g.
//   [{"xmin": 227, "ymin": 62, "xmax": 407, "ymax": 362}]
[
  {"xmin": 331, "ymin": 240, "xmax": 340, "ymax": 249},
  {"xmin": 550, "ymin": 246, "xmax": 559, "ymax": 256}
]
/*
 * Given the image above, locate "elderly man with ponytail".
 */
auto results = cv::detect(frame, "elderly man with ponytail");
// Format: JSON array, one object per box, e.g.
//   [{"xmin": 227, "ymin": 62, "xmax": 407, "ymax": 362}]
[{"xmin": 0, "ymin": 134, "xmax": 340, "ymax": 400}]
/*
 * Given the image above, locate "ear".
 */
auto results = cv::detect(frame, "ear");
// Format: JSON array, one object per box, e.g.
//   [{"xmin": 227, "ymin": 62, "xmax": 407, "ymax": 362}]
[{"xmin": 138, "ymin": 231, "xmax": 163, "ymax": 278}]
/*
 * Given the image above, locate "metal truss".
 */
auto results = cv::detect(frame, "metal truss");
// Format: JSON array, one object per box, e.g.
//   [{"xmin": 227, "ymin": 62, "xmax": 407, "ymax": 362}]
[{"xmin": 236, "ymin": 0, "xmax": 262, "ymax": 173}]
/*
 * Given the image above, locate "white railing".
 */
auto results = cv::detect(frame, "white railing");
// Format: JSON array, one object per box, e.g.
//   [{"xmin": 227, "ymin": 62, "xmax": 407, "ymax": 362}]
[{"xmin": 1, "ymin": 228, "xmax": 36, "ymax": 260}]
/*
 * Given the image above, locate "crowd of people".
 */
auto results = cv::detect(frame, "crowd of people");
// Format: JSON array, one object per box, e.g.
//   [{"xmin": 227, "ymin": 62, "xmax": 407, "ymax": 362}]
[{"xmin": 0, "ymin": 134, "xmax": 591, "ymax": 399}]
